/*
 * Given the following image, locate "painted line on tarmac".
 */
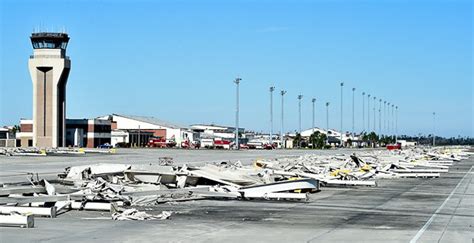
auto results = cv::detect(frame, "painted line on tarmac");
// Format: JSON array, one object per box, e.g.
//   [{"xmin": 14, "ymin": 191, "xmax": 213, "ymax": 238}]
[
  {"xmin": 409, "ymin": 165, "xmax": 473, "ymax": 243},
  {"xmin": 449, "ymin": 171, "xmax": 474, "ymax": 174}
]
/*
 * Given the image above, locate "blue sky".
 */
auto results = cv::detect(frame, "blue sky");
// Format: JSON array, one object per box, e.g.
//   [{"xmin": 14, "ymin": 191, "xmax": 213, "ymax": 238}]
[{"xmin": 0, "ymin": 0, "xmax": 472, "ymax": 137}]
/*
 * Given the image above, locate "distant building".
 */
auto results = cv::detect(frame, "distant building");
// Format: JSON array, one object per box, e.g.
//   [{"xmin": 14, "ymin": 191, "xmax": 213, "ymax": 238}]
[
  {"xmin": 109, "ymin": 129, "xmax": 154, "ymax": 148},
  {"xmin": 17, "ymin": 118, "xmax": 111, "ymax": 148},
  {"xmin": 0, "ymin": 128, "xmax": 10, "ymax": 139},
  {"xmin": 0, "ymin": 126, "xmax": 16, "ymax": 147},
  {"xmin": 100, "ymin": 114, "xmax": 194, "ymax": 147}
]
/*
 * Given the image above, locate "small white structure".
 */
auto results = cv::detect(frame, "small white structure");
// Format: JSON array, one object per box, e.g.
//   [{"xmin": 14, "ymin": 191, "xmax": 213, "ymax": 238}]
[
  {"xmin": 111, "ymin": 130, "xmax": 128, "ymax": 146},
  {"xmin": 397, "ymin": 140, "xmax": 417, "ymax": 147},
  {"xmin": 16, "ymin": 119, "xmax": 34, "ymax": 147}
]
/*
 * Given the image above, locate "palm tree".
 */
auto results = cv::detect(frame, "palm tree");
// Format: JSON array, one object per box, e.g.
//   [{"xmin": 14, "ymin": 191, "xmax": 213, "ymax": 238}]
[
  {"xmin": 310, "ymin": 131, "xmax": 327, "ymax": 149},
  {"xmin": 293, "ymin": 132, "xmax": 302, "ymax": 148},
  {"xmin": 11, "ymin": 125, "xmax": 20, "ymax": 134},
  {"xmin": 368, "ymin": 132, "xmax": 379, "ymax": 147}
]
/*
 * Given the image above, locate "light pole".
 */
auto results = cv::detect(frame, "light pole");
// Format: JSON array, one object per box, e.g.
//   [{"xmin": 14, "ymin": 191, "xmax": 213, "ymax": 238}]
[
  {"xmin": 269, "ymin": 86, "xmax": 275, "ymax": 147},
  {"xmin": 379, "ymin": 99, "xmax": 382, "ymax": 135},
  {"xmin": 373, "ymin": 96, "xmax": 376, "ymax": 132},
  {"xmin": 326, "ymin": 102, "xmax": 330, "ymax": 144},
  {"xmin": 298, "ymin": 94, "xmax": 303, "ymax": 135},
  {"xmin": 368, "ymin": 94, "xmax": 371, "ymax": 132},
  {"xmin": 387, "ymin": 102, "xmax": 391, "ymax": 135},
  {"xmin": 392, "ymin": 104, "xmax": 395, "ymax": 141},
  {"xmin": 234, "ymin": 77, "xmax": 241, "ymax": 150},
  {"xmin": 280, "ymin": 90, "xmax": 287, "ymax": 148},
  {"xmin": 384, "ymin": 101, "xmax": 387, "ymax": 135},
  {"xmin": 312, "ymin": 98, "xmax": 316, "ymax": 134},
  {"xmin": 352, "ymin": 88, "xmax": 355, "ymax": 136},
  {"xmin": 395, "ymin": 106, "xmax": 398, "ymax": 143},
  {"xmin": 340, "ymin": 82, "xmax": 344, "ymax": 147},
  {"xmin": 362, "ymin": 92, "xmax": 365, "ymax": 132}
]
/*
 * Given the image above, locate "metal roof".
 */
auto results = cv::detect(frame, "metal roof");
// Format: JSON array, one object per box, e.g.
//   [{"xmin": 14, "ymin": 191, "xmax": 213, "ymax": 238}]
[{"xmin": 190, "ymin": 124, "xmax": 245, "ymax": 131}]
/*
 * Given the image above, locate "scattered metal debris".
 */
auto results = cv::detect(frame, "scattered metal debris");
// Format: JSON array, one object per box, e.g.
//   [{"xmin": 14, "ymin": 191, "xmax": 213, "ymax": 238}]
[
  {"xmin": 111, "ymin": 207, "xmax": 172, "ymax": 221},
  {"xmin": 0, "ymin": 147, "xmax": 115, "ymax": 157},
  {"xmin": 0, "ymin": 146, "xmax": 471, "ymax": 228}
]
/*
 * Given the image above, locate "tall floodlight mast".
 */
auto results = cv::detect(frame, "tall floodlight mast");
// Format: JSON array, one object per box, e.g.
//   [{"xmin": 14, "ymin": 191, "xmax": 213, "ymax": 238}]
[
  {"xmin": 234, "ymin": 77, "xmax": 241, "ymax": 150},
  {"xmin": 280, "ymin": 90, "xmax": 287, "ymax": 148},
  {"xmin": 392, "ymin": 104, "xmax": 395, "ymax": 141},
  {"xmin": 362, "ymin": 92, "xmax": 365, "ymax": 132},
  {"xmin": 269, "ymin": 86, "xmax": 275, "ymax": 147},
  {"xmin": 312, "ymin": 98, "xmax": 316, "ymax": 134},
  {"xmin": 340, "ymin": 82, "xmax": 344, "ymax": 147},
  {"xmin": 373, "ymin": 96, "xmax": 376, "ymax": 132},
  {"xmin": 387, "ymin": 102, "xmax": 391, "ymax": 135},
  {"xmin": 395, "ymin": 106, "xmax": 398, "ymax": 143},
  {"xmin": 384, "ymin": 101, "xmax": 387, "ymax": 135},
  {"xmin": 326, "ymin": 102, "xmax": 330, "ymax": 145},
  {"xmin": 298, "ymin": 94, "xmax": 303, "ymax": 135},
  {"xmin": 352, "ymin": 88, "xmax": 356, "ymax": 136},
  {"xmin": 368, "ymin": 94, "xmax": 371, "ymax": 132},
  {"xmin": 379, "ymin": 99, "xmax": 382, "ymax": 135}
]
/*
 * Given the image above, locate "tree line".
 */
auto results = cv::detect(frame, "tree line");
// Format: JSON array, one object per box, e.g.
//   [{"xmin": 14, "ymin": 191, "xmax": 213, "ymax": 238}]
[{"xmin": 292, "ymin": 131, "xmax": 473, "ymax": 149}]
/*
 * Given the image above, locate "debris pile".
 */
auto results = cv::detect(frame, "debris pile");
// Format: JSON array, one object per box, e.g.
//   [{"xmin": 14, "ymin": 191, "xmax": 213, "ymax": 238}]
[
  {"xmin": 0, "ymin": 146, "xmax": 471, "ymax": 228},
  {"xmin": 111, "ymin": 207, "xmax": 172, "ymax": 221},
  {"xmin": 0, "ymin": 147, "xmax": 114, "ymax": 156}
]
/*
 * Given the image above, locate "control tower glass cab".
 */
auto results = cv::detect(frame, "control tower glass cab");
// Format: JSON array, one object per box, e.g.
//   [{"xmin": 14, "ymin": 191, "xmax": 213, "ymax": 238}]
[
  {"xmin": 29, "ymin": 32, "xmax": 71, "ymax": 148},
  {"xmin": 31, "ymin": 32, "xmax": 69, "ymax": 49},
  {"xmin": 31, "ymin": 32, "xmax": 70, "ymax": 57}
]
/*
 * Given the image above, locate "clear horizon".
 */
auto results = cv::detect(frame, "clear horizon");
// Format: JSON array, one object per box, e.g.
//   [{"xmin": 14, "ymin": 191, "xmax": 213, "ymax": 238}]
[{"xmin": 0, "ymin": 0, "xmax": 472, "ymax": 137}]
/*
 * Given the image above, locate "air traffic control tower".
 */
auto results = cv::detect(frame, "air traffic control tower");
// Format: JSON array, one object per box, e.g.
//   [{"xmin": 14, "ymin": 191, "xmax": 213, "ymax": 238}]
[{"xmin": 29, "ymin": 32, "xmax": 71, "ymax": 148}]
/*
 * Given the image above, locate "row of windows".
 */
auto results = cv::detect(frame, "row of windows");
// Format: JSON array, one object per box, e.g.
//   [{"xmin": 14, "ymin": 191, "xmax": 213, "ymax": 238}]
[
  {"xmin": 32, "ymin": 40, "xmax": 68, "ymax": 49},
  {"xmin": 94, "ymin": 125, "xmax": 111, "ymax": 133}
]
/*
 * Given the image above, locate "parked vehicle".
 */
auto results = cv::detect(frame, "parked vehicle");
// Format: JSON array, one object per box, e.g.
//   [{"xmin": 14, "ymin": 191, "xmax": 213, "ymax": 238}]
[
  {"xmin": 239, "ymin": 144, "xmax": 249, "ymax": 149},
  {"xmin": 98, "ymin": 143, "xmax": 113, "ymax": 149},
  {"xmin": 263, "ymin": 143, "xmax": 275, "ymax": 150},
  {"xmin": 200, "ymin": 138, "xmax": 214, "ymax": 148},
  {"xmin": 114, "ymin": 142, "xmax": 130, "ymax": 148},
  {"xmin": 148, "ymin": 138, "xmax": 177, "ymax": 148},
  {"xmin": 181, "ymin": 140, "xmax": 200, "ymax": 149},
  {"xmin": 214, "ymin": 139, "xmax": 231, "ymax": 149},
  {"xmin": 247, "ymin": 141, "xmax": 264, "ymax": 149},
  {"xmin": 386, "ymin": 143, "xmax": 401, "ymax": 150}
]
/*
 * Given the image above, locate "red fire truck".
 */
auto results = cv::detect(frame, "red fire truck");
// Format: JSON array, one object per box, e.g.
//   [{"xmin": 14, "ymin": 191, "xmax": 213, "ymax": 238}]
[
  {"xmin": 214, "ymin": 139, "xmax": 232, "ymax": 149},
  {"xmin": 386, "ymin": 143, "xmax": 401, "ymax": 150},
  {"xmin": 147, "ymin": 137, "xmax": 177, "ymax": 148}
]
